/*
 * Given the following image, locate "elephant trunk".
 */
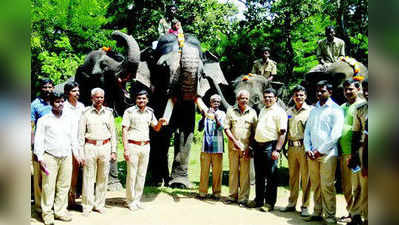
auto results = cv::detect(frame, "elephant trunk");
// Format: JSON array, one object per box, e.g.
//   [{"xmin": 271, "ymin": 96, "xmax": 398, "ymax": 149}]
[
  {"xmin": 208, "ymin": 75, "xmax": 232, "ymax": 110},
  {"xmin": 111, "ymin": 31, "xmax": 141, "ymax": 66}
]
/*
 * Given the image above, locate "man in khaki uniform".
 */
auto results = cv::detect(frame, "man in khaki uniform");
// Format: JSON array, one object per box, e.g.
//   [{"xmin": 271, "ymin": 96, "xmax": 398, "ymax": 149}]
[
  {"xmin": 248, "ymin": 88, "xmax": 287, "ymax": 212},
  {"xmin": 348, "ymin": 79, "xmax": 368, "ymax": 225},
  {"xmin": 280, "ymin": 85, "xmax": 312, "ymax": 217},
  {"xmin": 251, "ymin": 47, "xmax": 277, "ymax": 81},
  {"xmin": 34, "ymin": 92, "xmax": 79, "ymax": 225},
  {"xmin": 224, "ymin": 90, "xmax": 257, "ymax": 206},
  {"xmin": 79, "ymin": 88, "xmax": 117, "ymax": 216},
  {"xmin": 311, "ymin": 26, "xmax": 345, "ymax": 72},
  {"xmin": 122, "ymin": 90, "xmax": 166, "ymax": 211}
]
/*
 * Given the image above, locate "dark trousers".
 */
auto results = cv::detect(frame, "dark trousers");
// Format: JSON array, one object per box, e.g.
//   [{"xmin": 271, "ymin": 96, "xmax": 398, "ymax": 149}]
[{"xmin": 254, "ymin": 141, "xmax": 278, "ymax": 207}]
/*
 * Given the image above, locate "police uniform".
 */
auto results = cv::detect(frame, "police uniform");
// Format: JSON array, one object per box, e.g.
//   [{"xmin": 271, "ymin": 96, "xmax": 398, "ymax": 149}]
[
  {"xmin": 310, "ymin": 37, "xmax": 345, "ymax": 72},
  {"xmin": 286, "ymin": 103, "xmax": 312, "ymax": 212},
  {"xmin": 251, "ymin": 58, "xmax": 277, "ymax": 79},
  {"xmin": 121, "ymin": 105, "xmax": 158, "ymax": 209},
  {"xmin": 224, "ymin": 105, "xmax": 257, "ymax": 204},
  {"xmin": 79, "ymin": 106, "xmax": 117, "ymax": 214},
  {"xmin": 351, "ymin": 102, "xmax": 368, "ymax": 221}
]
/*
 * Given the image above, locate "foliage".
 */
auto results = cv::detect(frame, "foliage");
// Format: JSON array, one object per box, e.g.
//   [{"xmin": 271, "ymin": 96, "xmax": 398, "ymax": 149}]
[{"xmin": 31, "ymin": 0, "xmax": 368, "ymax": 96}]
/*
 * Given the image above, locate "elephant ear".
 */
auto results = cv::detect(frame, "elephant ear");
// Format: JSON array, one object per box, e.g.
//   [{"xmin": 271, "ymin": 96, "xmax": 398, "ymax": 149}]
[
  {"xmin": 135, "ymin": 61, "xmax": 151, "ymax": 88},
  {"xmin": 199, "ymin": 62, "xmax": 228, "ymax": 97}
]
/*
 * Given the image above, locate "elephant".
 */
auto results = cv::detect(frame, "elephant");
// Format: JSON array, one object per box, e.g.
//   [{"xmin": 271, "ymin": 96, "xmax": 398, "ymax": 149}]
[
  {"xmin": 210, "ymin": 73, "xmax": 289, "ymax": 114},
  {"xmin": 103, "ymin": 32, "xmax": 228, "ymax": 189},
  {"xmin": 304, "ymin": 57, "xmax": 368, "ymax": 104},
  {"xmin": 54, "ymin": 31, "xmax": 141, "ymax": 116}
]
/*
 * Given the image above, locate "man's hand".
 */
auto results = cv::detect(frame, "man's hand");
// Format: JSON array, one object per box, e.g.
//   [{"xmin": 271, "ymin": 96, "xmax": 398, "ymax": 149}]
[
  {"xmin": 243, "ymin": 149, "xmax": 250, "ymax": 160},
  {"xmin": 81, "ymin": 158, "xmax": 86, "ymax": 167},
  {"xmin": 312, "ymin": 150, "xmax": 324, "ymax": 159},
  {"xmin": 271, "ymin": 150, "xmax": 280, "ymax": 160},
  {"xmin": 233, "ymin": 141, "xmax": 244, "ymax": 152},
  {"xmin": 124, "ymin": 151, "xmax": 130, "ymax": 162},
  {"xmin": 111, "ymin": 152, "xmax": 117, "ymax": 161},
  {"xmin": 159, "ymin": 118, "xmax": 167, "ymax": 126},
  {"xmin": 73, "ymin": 154, "xmax": 82, "ymax": 165},
  {"xmin": 347, "ymin": 154, "xmax": 360, "ymax": 169},
  {"xmin": 306, "ymin": 151, "xmax": 315, "ymax": 160}
]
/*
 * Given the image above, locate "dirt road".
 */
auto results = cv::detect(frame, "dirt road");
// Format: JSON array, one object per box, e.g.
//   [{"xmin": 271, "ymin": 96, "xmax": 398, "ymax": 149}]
[{"xmin": 31, "ymin": 187, "xmax": 348, "ymax": 225}]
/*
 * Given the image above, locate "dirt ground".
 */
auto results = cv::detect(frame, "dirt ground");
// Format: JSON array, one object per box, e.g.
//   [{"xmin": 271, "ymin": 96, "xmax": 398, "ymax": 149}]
[{"xmin": 30, "ymin": 186, "xmax": 348, "ymax": 225}]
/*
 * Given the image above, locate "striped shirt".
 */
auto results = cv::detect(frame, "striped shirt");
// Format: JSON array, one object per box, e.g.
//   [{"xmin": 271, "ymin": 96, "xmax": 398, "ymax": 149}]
[{"xmin": 198, "ymin": 110, "xmax": 226, "ymax": 153}]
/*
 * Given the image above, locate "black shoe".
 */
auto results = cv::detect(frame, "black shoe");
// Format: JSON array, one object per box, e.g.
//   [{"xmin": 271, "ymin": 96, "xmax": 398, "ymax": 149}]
[
  {"xmin": 304, "ymin": 215, "xmax": 323, "ymax": 222},
  {"xmin": 247, "ymin": 200, "xmax": 263, "ymax": 208},
  {"xmin": 280, "ymin": 206, "xmax": 296, "ymax": 212},
  {"xmin": 196, "ymin": 194, "xmax": 207, "ymax": 201},
  {"xmin": 224, "ymin": 199, "xmax": 236, "ymax": 205},
  {"xmin": 260, "ymin": 204, "xmax": 274, "ymax": 212},
  {"xmin": 347, "ymin": 215, "xmax": 362, "ymax": 225},
  {"xmin": 238, "ymin": 202, "xmax": 248, "ymax": 208}
]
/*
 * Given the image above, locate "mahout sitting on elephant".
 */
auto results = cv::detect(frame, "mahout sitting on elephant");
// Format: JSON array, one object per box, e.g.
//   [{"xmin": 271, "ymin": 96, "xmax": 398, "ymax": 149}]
[{"xmin": 304, "ymin": 57, "xmax": 368, "ymax": 105}]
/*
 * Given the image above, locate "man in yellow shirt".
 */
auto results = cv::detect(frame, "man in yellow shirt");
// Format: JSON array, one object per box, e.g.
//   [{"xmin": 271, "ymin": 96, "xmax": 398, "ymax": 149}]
[{"xmin": 248, "ymin": 88, "xmax": 287, "ymax": 212}]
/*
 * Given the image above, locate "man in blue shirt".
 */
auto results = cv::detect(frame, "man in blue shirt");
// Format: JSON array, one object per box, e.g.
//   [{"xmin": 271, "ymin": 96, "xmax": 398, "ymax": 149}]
[
  {"xmin": 304, "ymin": 80, "xmax": 344, "ymax": 224},
  {"xmin": 31, "ymin": 78, "xmax": 54, "ymax": 213}
]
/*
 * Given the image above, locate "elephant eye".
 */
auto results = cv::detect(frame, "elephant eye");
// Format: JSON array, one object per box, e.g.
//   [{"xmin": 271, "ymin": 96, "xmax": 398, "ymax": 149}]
[{"xmin": 100, "ymin": 61, "xmax": 108, "ymax": 71}]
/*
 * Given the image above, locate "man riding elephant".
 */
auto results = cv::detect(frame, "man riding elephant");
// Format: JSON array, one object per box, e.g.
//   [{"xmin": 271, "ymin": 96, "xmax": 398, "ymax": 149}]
[
  {"xmin": 251, "ymin": 47, "xmax": 277, "ymax": 81},
  {"xmin": 310, "ymin": 26, "xmax": 346, "ymax": 73}
]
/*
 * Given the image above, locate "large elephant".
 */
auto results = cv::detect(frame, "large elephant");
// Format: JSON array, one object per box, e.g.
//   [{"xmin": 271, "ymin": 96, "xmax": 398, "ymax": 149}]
[
  {"xmin": 210, "ymin": 73, "xmax": 288, "ymax": 114},
  {"xmin": 108, "ymin": 32, "xmax": 228, "ymax": 188},
  {"xmin": 304, "ymin": 57, "xmax": 368, "ymax": 104},
  {"xmin": 54, "ymin": 31, "xmax": 141, "ymax": 116}
]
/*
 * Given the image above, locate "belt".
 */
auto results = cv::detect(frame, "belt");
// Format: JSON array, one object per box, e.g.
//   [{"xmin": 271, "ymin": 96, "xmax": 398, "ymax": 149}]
[
  {"xmin": 85, "ymin": 138, "xmax": 111, "ymax": 146},
  {"xmin": 288, "ymin": 139, "xmax": 303, "ymax": 147},
  {"xmin": 128, "ymin": 140, "xmax": 150, "ymax": 146}
]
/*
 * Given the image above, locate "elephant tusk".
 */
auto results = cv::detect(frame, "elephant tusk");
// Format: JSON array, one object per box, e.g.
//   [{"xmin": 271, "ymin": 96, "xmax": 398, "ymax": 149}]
[
  {"xmin": 162, "ymin": 98, "xmax": 175, "ymax": 125},
  {"xmin": 195, "ymin": 97, "xmax": 208, "ymax": 113}
]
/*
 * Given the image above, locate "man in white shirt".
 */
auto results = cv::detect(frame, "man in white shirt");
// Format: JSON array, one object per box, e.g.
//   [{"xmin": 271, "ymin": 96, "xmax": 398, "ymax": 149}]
[
  {"xmin": 63, "ymin": 81, "xmax": 85, "ymax": 208},
  {"xmin": 34, "ymin": 92, "xmax": 79, "ymax": 225},
  {"xmin": 304, "ymin": 80, "xmax": 344, "ymax": 224}
]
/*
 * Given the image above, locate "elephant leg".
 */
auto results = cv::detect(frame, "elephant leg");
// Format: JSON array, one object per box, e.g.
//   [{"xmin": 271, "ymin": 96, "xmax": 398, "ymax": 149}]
[
  {"xmin": 107, "ymin": 160, "xmax": 122, "ymax": 191},
  {"xmin": 169, "ymin": 101, "xmax": 195, "ymax": 189},
  {"xmin": 148, "ymin": 127, "xmax": 172, "ymax": 187}
]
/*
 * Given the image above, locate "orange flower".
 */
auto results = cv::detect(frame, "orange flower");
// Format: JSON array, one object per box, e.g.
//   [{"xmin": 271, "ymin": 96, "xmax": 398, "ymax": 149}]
[
  {"xmin": 102, "ymin": 47, "xmax": 111, "ymax": 52},
  {"xmin": 248, "ymin": 73, "xmax": 254, "ymax": 77},
  {"xmin": 353, "ymin": 75, "xmax": 364, "ymax": 81}
]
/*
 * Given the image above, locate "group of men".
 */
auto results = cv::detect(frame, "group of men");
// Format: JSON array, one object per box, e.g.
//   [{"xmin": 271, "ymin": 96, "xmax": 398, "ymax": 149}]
[
  {"xmin": 197, "ymin": 79, "xmax": 368, "ymax": 225},
  {"xmin": 31, "ymin": 79, "xmax": 167, "ymax": 225}
]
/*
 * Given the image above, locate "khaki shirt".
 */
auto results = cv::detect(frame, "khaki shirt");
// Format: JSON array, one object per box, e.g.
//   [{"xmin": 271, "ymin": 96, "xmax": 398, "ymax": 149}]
[
  {"xmin": 121, "ymin": 105, "xmax": 158, "ymax": 141},
  {"xmin": 158, "ymin": 18, "xmax": 171, "ymax": 38},
  {"xmin": 352, "ymin": 102, "xmax": 368, "ymax": 142},
  {"xmin": 225, "ymin": 105, "xmax": 257, "ymax": 151},
  {"xmin": 251, "ymin": 58, "xmax": 277, "ymax": 79},
  {"xmin": 287, "ymin": 103, "xmax": 313, "ymax": 141},
  {"xmin": 317, "ymin": 37, "xmax": 345, "ymax": 64},
  {"xmin": 79, "ymin": 106, "xmax": 117, "ymax": 153},
  {"xmin": 255, "ymin": 104, "xmax": 287, "ymax": 143}
]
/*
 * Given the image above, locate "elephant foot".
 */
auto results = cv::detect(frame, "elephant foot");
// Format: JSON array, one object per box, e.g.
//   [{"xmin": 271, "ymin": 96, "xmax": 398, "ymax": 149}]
[
  {"xmin": 107, "ymin": 182, "xmax": 123, "ymax": 191},
  {"xmin": 168, "ymin": 177, "xmax": 192, "ymax": 189}
]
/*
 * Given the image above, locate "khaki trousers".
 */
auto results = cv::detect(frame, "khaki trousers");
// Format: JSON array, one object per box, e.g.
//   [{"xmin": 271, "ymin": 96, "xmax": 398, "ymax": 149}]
[
  {"xmin": 340, "ymin": 154, "xmax": 353, "ymax": 212},
  {"xmin": 199, "ymin": 152, "xmax": 223, "ymax": 197},
  {"xmin": 350, "ymin": 147, "xmax": 368, "ymax": 219},
  {"xmin": 32, "ymin": 154, "xmax": 42, "ymax": 210},
  {"xmin": 287, "ymin": 145, "xmax": 310, "ymax": 208},
  {"xmin": 69, "ymin": 156, "xmax": 80, "ymax": 205},
  {"xmin": 41, "ymin": 153, "xmax": 72, "ymax": 224},
  {"xmin": 82, "ymin": 142, "xmax": 111, "ymax": 212},
  {"xmin": 228, "ymin": 149, "xmax": 250, "ymax": 203},
  {"xmin": 126, "ymin": 143, "xmax": 150, "ymax": 207},
  {"xmin": 308, "ymin": 155, "xmax": 337, "ymax": 219}
]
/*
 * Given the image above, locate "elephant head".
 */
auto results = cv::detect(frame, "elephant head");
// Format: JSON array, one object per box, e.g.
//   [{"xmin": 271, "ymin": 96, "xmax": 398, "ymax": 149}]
[
  {"xmin": 304, "ymin": 57, "xmax": 368, "ymax": 104},
  {"xmin": 73, "ymin": 31, "xmax": 141, "ymax": 115},
  {"xmin": 211, "ymin": 73, "xmax": 287, "ymax": 114}
]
